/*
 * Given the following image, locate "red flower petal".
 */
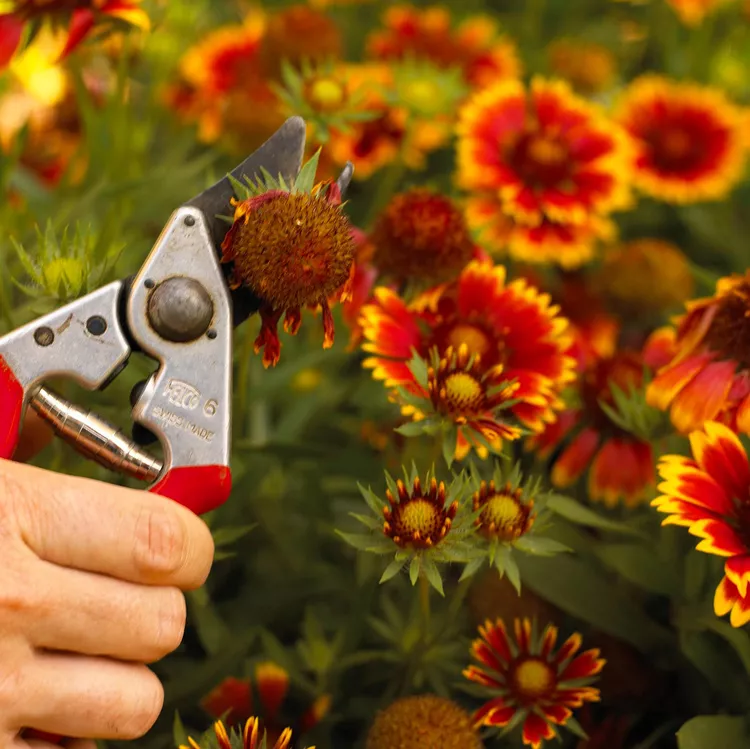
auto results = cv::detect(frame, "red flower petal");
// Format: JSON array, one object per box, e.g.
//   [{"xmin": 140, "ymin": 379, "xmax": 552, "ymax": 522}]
[
  {"xmin": 255, "ymin": 662, "xmax": 289, "ymax": 723},
  {"xmin": 59, "ymin": 8, "xmax": 96, "ymax": 60},
  {"xmin": 540, "ymin": 625, "xmax": 559, "ymax": 658},
  {"xmin": 657, "ymin": 465, "xmax": 734, "ymax": 517},
  {"xmin": 689, "ymin": 421, "xmax": 750, "ymax": 501},
  {"xmin": 551, "ymin": 427, "xmax": 600, "ymax": 486},
  {"xmin": 514, "ymin": 618, "xmax": 532, "ymax": 655},
  {"xmin": 472, "ymin": 640, "xmax": 508, "ymax": 673},
  {"xmin": 714, "ymin": 574, "xmax": 750, "ymax": 628},
  {"xmin": 691, "ymin": 517, "xmax": 747, "ymax": 557},
  {"xmin": 464, "ymin": 665, "xmax": 505, "ymax": 689},
  {"xmin": 737, "ymin": 392, "xmax": 750, "ymax": 435},
  {"xmin": 671, "ymin": 360, "xmax": 736, "ymax": 434},
  {"xmin": 554, "ymin": 632, "xmax": 582, "ymax": 665},
  {"xmin": 646, "ymin": 352, "xmax": 713, "ymax": 410},
  {"xmin": 588, "ymin": 437, "xmax": 654, "ymax": 507},
  {"xmin": 474, "ymin": 697, "xmax": 517, "ymax": 727},
  {"xmin": 725, "ymin": 555, "xmax": 750, "ymax": 598},
  {"xmin": 522, "ymin": 712, "xmax": 556, "ymax": 749},
  {"xmin": 0, "ymin": 14, "xmax": 24, "ymax": 68},
  {"xmin": 480, "ymin": 618, "xmax": 513, "ymax": 662},
  {"xmin": 559, "ymin": 649, "xmax": 605, "ymax": 681},
  {"xmin": 540, "ymin": 703, "xmax": 573, "ymax": 725},
  {"xmin": 201, "ymin": 677, "xmax": 253, "ymax": 723}
]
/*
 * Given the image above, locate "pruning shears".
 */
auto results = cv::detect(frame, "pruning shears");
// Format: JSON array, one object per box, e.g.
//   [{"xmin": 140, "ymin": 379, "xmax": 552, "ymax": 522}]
[{"xmin": 0, "ymin": 116, "xmax": 353, "ymax": 516}]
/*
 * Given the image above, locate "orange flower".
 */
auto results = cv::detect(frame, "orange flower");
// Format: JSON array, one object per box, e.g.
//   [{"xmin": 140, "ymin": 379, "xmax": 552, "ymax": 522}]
[
  {"xmin": 547, "ymin": 40, "xmax": 617, "ymax": 96},
  {"xmin": 616, "ymin": 76, "xmax": 747, "ymax": 203},
  {"xmin": 646, "ymin": 271, "xmax": 750, "ymax": 434},
  {"xmin": 182, "ymin": 716, "xmax": 306, "ymax": 749},
  {"xmin": 464, "ymin": 192, "xmax": 615, "ymax": 268},
  {"xmin": 457, "ymin": 78, "xmax": 632, "ymax": 229},
  {"xmin": 665, "ymin": 0, "xmax": 732, "ymax": 25},
  {"xmin": 0, "ymin": 0, "xmax": 149, "ymax": 68},
  {"xmin": 652, "ymin": 421, "xmax": 750, "ymax": 627},
  {"xmin": 221, "ymin": 180, "xmax": 355, "ymax": 367},
  {"xmin": 530, "ymin": 350, "xmax": 655, "ymax": 507},
  {"xmin": 201, "ymin": 664, "xmax": 330, "ymax": 743},
  {"xmin": 465, "ymin": 618, "xmax": 604, "ymax": 749},
  {"xmin": 359, "ymin": 259, "xmax": 575, "ymax": 459},
  {"xmin": 367, "ymin": 4, "xmax": 521, "ymax": 89}
]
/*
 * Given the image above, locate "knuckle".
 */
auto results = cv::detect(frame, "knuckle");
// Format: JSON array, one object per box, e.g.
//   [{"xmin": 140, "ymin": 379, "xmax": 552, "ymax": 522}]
[
  {"xmin": 133, "ymin": 506, "xmax": 188, "ymax": 577},
  {"xmin": 116, "ymin": 671, "xmax": 164, "ymax": 739},
  {"xmin": 152, "ymin": 589, "xmax": 187, "ymax": 658},
  {"xmin": 0, "ymin": 656, "xmax": 25, "ymax": 711}
]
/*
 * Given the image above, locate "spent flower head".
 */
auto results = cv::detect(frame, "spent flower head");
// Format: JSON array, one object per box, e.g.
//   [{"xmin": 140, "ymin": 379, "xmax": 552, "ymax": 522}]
[
  {"xmin": 221, "ymin": 149, "xmax": 355, "ymax": 367},
  {"xmin": 460, "ymin": 461, "xmax": 569, "ymax": 591},
  {"xmin": 338, "ymin": 464, "xmax": 478, "ymax": 594}
]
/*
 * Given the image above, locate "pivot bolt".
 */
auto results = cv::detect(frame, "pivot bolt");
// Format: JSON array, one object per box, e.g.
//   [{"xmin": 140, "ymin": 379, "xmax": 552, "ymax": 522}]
[{"xmin": 147, "ymin": 277, "xmax": 214, "ymax": 343}]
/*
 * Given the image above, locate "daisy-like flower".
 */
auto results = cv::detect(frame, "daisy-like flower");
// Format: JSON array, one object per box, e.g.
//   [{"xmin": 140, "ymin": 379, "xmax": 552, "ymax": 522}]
[
  {"xmin": 457, "ymin": 78, "xmax": 632, "ymax": 231},
  {"xmin": 180, "ymin": 716, "xmax": 310, "ymax": 749},
  {"xmin": 646, "ymin": 271, "xmax": 750, "ymax": 434},
  {"xmin": 370, "ymin": 188, "xmax": 475, "ymax": 285},
  {"xmin": 0, "ymin": 0, "xmax": 149, "ymax": 68},
  {"xmin": 359, "ymin": 259, "xmax": 576, "ymax": 461},
  {"xmin": 461, "ymin": 463, "xmax": 569, "ymax": 587},
  {"xmin": 530, "ymin": 350, "xmax": 656, "ymax": 507},
  {"xmin": 201, "ymin": 664, "xmax": 330, "ymax": 743},
  {"xmin": 595, "ymin": 238, "xmax": 694, "ymax": 319},
  {"xmin": 665, "ymin": 0, "xmax": 732, "ymax": 25},
  {"xmin": 464, "ymin": 192, "xmax": 616, "ymax": 268},
  {"xmin": 547, "ymin": 40, "xmax": 616, "ymax": 96},
  {"xmin": 616, "ymin": 76, "xmax": 747, "ymax": 203},
  {"xmin": 652, "ymin": 421, "xmax": 750, "ymax": 627},
  {"xmin": 465, "ymin": 618, "xmax": 605, "ymax": 749},
  {"xmin": 366, "ymin": 695, "xmax": 483, "ymax": 748},
  {"xmin": 366, "ymin": 4, "xmax": 520, "ymax": 90},
  {"xmin": 221, "ymin": 151, "xmax": 355, "ymax": 367},
  {"xmin": 338, "ymin": 465, "xmax": 476, "ymax": 594}
]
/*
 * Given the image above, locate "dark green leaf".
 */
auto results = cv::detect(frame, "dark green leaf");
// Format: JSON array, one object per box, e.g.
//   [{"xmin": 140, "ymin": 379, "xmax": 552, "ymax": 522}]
[{"xmin": 676, "ymin": 716, "xmax": 749, "ymax": 749}]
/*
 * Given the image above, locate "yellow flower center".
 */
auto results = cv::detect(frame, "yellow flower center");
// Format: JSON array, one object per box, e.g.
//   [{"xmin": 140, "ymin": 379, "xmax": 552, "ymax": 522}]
[
  {"xmin": 511, "ymin": 657, "xmax": 556, "ymax": 703},
  {"xmin": 446, "ymin": 324, "xmax": 492, "ymax": 359},
  {"xmin": 308, "ymin": 76, "xmax": 346, "ymax": 110},
  {"xmin": 443, "ymin": 372, "xmax": 485, "ymax": 412},
  {"xmin": 481, "ymin": 493, "xmax": 528, "ymax": 540},
  {"xmin": 402, "ymin": 78, "xmax": 442, "ymax": 113},
  {"xmin": 399, "ymin": 498, "xmax": 442, "ymax": 538},
  {"xmin": 527, "ymin": 135, "xmax": 568, "ymax": 167}
]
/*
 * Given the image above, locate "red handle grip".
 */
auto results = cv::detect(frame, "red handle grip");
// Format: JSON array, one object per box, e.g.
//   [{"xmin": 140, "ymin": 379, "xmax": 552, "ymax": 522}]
[
  {"xmin": 149, "ymin": 465, "xmax": 232, "ymax": 515},
  {"xmin": 0, "ymin": 354, "xmax": 24, "ymax": 461}
]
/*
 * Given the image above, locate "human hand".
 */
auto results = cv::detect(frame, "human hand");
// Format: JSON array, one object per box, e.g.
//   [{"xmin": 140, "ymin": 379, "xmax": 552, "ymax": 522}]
[{"xmin": 1, "ymin": 414, "xmax": 215, "ymax": 748}]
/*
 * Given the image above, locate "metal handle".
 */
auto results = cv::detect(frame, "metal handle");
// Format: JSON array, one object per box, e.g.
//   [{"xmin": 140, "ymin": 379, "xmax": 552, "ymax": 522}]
[{"xmin": 29, "ymin": 386, "xmax": 163, "ymax": 482}]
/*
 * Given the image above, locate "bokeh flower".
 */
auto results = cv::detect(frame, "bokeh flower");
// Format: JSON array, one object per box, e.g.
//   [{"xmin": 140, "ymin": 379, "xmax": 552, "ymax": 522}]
[
  {"xmin": 531, "ymin": 349, "xmax": 655, "ymax": 507},
  {"xmin": 465, "ymin": 618, "xmax": 604, "ymax": 748},
  {"xmin": 652, "ymin": 421, "xmax": 750, "ymax": 627},
  {"xmin": 202, "ymin": 664, "xmax": 330, "ymax": 743},
  {"xmin": 646, "ymin": 271, "xmax": 750, "ymax": 434},
  {"xmin": 359, "ymin": 259, "xmax": 576, "ymax": 460},
  {"xmin": 339, "ymin": 465, "xmax": 476, "ymax": 593},
  {"xmin": 366, "ymin": 694, "xmax": 483, "ymax": 748},
  {"xmin": 367, "ymin": 4, "xmax": 521, "ymax": 89},
  {"xmin": 370, "ymin": 188, "xmax": 475, "ymax": 285},
  {"xmin": 457, "ymin": 78, "xmax": 632, "ymax": 231},
  {"xmin": 547, "ymin": 40, "xmax": 617, "ymax": 96},
  {"xmin": 0, "ymin": 0, "xmax": 149, "ymax": 68},
  {"xmin": 665, "ymin": 0, "xmax": 733, "ymax": 25},
  {"xmin": 616, "ymin": 76, "xmax": 747, "ymax": 203},
  {"xmin": 221, "ymin": 153, "xmax": 355, "ymax": 367},
  {"xmin": 595, "ymin": 238, "xmax": 694, "ymax": 318}
]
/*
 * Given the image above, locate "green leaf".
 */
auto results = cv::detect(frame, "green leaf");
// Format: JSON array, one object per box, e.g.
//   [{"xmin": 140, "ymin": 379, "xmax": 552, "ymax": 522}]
[
  {"xmin": 173, "ymin": 711, "xmax": 189, "ymax": 747},
  {"xmin": 409, "ymin": 556, "xmax": 420, "ymax": 585},
  {"xmin": 677, "ymin": 716, "xmax": 749, "ymax": 749},
  {"xmin": 212, "ymin": 524, "xmax": 256, "ymax": 548},
  {"xmin": 380, "ymin": 558, "xmax": 405, "ymax": 583},
  {"xmin": 359, "ymin": 483, "xmax": 385, "ymax": 514},
  {"xmin": 459, "ymin": 556, "xmax": 485, "ymax": 582},
  {"xmin": 503, "ymin": 552, "xmax": 521, "ymax": 595},
  {"xmin": 546, "ymin": 494, "xmax": 645, "ymax": 537},
  {"xmin": 564, "ymin": 716, "xmax": 589, "ymax": 741},
  {"xmin": 706, "ymin": 620, "xmax": 750, "ymax": 677},
  {"xmin": 295, "ymin": 148, "xmax": 321, "ymax": 194},
  {"xmin": 442, "ymin": 428, "xmax": 457, "ymax": 468},
  {"xmin": 395, "ymin": 420, "xmax": 432, "ymax": 437},
  {"xmin": 422, "ymin": 556, "xmax": 445, "ymax": 596},
  {"xmin": 336, "ymin": 530, "xmax": 391, "ymax": 553},
  {"xmin": 596, "ymin": 542, "xmax": 681, "ymax": 597},
  {"xmin": 514, "ymin": 536, "xmax": 571, "ymax": 556}
]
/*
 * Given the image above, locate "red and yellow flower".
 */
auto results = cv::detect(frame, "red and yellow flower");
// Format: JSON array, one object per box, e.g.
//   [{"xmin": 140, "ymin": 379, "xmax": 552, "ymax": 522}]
[
  {"xmin": 465, "ymin": 618, "xmax": 604, "ymax": 749},
  {"xmin": 665, "ymin": 0, "xmax": 732, "ymax": 25},
  {"xmin": 182, "ymin": 716, "xmax": 307, "ymax": 749},
  {"xmin": 530, "ymin": 349, "xmax": 655, "ymax": 507},
  {"xmin": 652, "ymin": 421, "xmax": 750, "ymax": 627},
  {"xmin": 0, "ymin": 0, "xmax": 149, "ymax": 68},
  {"xmin": 616, "ymin": 76, "xmax": 747, "ymax": 203},
  {"xmin": 359, "ymin": 259, "xmax": 576, "ymax": 460},
  {"xmin": 464, "ymin": 192, "xmax": 616, "ymax": 268},
  {"xmin": 646, "ymin": 271, "xmax": 750, "ymax": 435},
  {"xmin": 201, "ymin": 663, "xmax": 330, "ymax": 744},
  {"xmin": 366, "ymin": 4, "xmax": 521, "ymax": 90},
  {"xmin": 457, "ymin": 78, "xmax": 632, "ymax": 231},
  {"xmin": 547, "ymin": 40, "xmax": 617, "ymax": 96}
]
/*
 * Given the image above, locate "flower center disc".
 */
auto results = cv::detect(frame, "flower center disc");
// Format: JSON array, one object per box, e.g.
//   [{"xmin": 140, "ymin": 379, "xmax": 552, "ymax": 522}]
[
  {"xmin": 704, "ymin": 280, "xmax": 750, "ymax": 368},
  {"xmin": 511, "ymin": 132, "xmax": 571, "ymax": 188},
  {"xmin": 397, "ymin": 498, "xmax": 443, "ymax": 539},
  {"xmin": 648, "ymin": 122, "xmax": 703, "ymax": 172},
  {"xmin": 307, "ymin": 77, "xmax": 346, "ymax": 111},
  {"xmin": 511, "ymin": 657, "xmax": 556, "ymax": 703},
  {"xmin": 443, "ymin": 372, "xmax": 485, "ymax": 413},
  {"xmin": 481, "ymin": 492, "xmax": 529, "ymax": 540},
  {"xmin": 445, "ymin": 324, "xmax": 492, "ymax": 359}
]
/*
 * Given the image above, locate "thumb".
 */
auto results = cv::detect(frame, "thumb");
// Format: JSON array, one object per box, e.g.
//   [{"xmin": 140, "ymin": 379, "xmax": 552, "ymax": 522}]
[{"xmin": 15, "ymin": 409, "xmax": 54, "ymax": 463}]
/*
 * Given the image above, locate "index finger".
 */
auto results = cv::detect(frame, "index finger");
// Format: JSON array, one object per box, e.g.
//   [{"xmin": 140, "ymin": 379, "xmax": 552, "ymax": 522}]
[
  {"xmin": 3, "ymin": 459, "xmax": 215, "ymax": 589},
  {"xmin": 14, "ymin": 411, "xmax": 54, "ymax": 463}
]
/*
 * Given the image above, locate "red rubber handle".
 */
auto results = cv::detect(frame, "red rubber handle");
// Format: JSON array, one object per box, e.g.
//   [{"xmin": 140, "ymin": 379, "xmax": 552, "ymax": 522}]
[
  {"xmin": 0, "ymin": 354, "xmax": 24, "ymax": 461},
  {"xmin": 149, "ymin": 465, "xmax": 232, "ymax": 515}
]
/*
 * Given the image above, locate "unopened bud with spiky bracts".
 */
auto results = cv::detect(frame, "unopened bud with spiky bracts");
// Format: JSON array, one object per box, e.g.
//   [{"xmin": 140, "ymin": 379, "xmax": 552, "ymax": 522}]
[
  {"xmin": 221, "ymin": 150, "xmax": 356, "ymax": 367},
  {"xmin": 459, "ymin": 462, "xmax": 570, "ymax": 592},
  {"xmin": 337, "ymin": 464, "xmax": 480, "ymax": 594},
  {"xmin": 179, "ymin": 716, "xmax": 311, "ymax": 749}
]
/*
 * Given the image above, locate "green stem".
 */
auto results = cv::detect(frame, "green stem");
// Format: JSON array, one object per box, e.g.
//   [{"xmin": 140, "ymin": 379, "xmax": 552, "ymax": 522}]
[
  {"xmin": 237, "ymin": 325, "xmax": 258, "ymax": 438},
  {"xmin": 364, "ymin": 159, "xmax": 406, "ymax": 229},
  {"xmin": 419, "ymin": 573, "xmax": 431, "ymax": 631},
  {"xmin": 249, "ymin": 357, "xmax": 270, "ymax": 446}
]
